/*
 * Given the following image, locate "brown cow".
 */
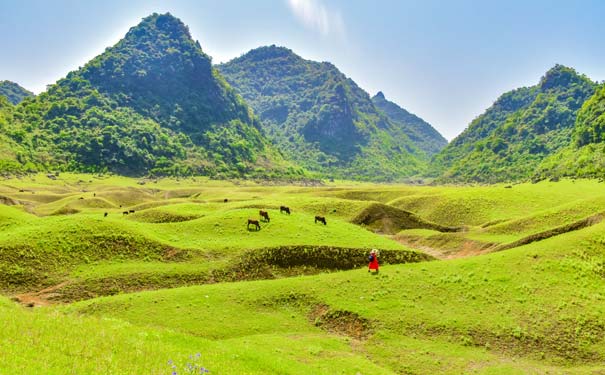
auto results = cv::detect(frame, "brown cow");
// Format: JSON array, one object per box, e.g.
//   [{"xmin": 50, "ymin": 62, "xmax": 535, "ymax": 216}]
[
  {"xmin": 280, "ymin": 206, "xmax": 291, "ymax": 215},
  {"xmin": 315, "ymin": 216, "xmax": 327, "ymax": 225},
  {"xmin": 259, "ymin": 210, "xmax": 270, "ymax": 222},
  {"xmin": 247, "ymin": 219, "xmax": 260, "ymax": 231}
]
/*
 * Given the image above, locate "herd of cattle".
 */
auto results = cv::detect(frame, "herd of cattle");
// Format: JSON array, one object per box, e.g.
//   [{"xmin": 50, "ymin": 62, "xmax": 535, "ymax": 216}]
[
  {"xmin": 246, "ymin": 205, "xmax": 327, "ymax": 231},
  {"xmin": 102, "ymin": 201, "xmax": 327, "ymax": 231}
]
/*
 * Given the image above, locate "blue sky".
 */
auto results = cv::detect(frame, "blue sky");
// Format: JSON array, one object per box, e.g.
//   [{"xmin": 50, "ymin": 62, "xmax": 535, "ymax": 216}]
[{"xmin": 1, "ymin": 0, "xmax": 604, "ymax": 140}]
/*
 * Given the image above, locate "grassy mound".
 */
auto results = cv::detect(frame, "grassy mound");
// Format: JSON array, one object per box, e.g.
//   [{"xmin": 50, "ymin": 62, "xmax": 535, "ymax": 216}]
[{"xmin": 352, "ymin": 203, "xmax": 459, "ymax": 234}]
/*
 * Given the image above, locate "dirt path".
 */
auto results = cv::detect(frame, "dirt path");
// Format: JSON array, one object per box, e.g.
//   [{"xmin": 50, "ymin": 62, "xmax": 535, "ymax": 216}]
[
  {"xmin": 393, "ymin": 236, "xmax": 496, "ymax": 260},
  {"xmin": 13, "ymin": 281, "xmax": 70, "ymax": 307}
]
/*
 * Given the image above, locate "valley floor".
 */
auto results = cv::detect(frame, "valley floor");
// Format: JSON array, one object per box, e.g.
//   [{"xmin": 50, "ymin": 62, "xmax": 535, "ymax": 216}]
[{"xmin": 1, "ymin": 174, "xmax": 605, "ymax": 374}]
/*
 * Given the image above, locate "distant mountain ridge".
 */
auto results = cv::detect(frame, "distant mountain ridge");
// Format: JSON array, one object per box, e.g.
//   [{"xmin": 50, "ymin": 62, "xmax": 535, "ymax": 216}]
[
  {"xmin": 432, "ymin": 65, "xmax": 597, "ymax": 183},
  {"xmin": 0, "ymin": 81, "xmax": 34, "ymax": 105},
  {"xmin": 217, "ymin": 45, "xmax": 430, "ymax": 181},
  {"xmin": 372, "ymin": 91, "xmax": 447, "ymax": 156},
  {"xmin": 2, "ymin": 13, "xmax": 294, "ymax": 177}
]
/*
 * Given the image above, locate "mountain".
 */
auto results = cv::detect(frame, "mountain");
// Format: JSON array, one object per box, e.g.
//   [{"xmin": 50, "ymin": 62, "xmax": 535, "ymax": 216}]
[
  {"xmin": 0, "ymin": 81, "xmax": 34, "ymax": 105},
  {"xmin": 5, "ymin": 13, "xmax": 294, "ymax": 177},
  {"xmin": 371, "ymin": 91, "xmax": 447, "ymax": 156},
  {"xmin": 432, "ymin": 65, "xmax": 597, "ymax": 183},
  {"xmin": 217, "ymin": 45, "xmax": 427, "ymax": 181},
  {"xmin": 535, "ymin": 83, "xmax": 605, "ymax": 178}
]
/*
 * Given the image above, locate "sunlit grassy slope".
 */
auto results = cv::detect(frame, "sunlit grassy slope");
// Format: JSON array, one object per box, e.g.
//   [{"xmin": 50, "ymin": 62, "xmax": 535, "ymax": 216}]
[
  {"xmin": 2, "ymin": 174, "xmax": 605, "ymax": 373},
  {"xmin": 62, "ymin": 221, "xmax": 605, "ymax": 374}
]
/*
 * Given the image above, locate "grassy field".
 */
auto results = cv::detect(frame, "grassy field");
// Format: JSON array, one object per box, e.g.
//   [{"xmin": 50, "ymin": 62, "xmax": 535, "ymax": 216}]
[{"xmin": 1, "ymin": 174, "xmax": 605, "ymax": 373}]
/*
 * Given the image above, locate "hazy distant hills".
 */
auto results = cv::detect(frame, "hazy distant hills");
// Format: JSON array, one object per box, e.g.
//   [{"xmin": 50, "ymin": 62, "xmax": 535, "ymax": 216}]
[
  {"xmin": 2, "ymin": 13, "xmax": 293, "ymax": 177},
  {"xmin": 0, "ymin": 81, "xmax": 34, "ymax": 105},
  {"xmin": 217, "ymin": 45, "xmax": 438, "ymax": 181},
  {"xmin": 371, "ymin": 91, "xmax": 447, "ymax": 156},
  {"xmin": 432, "ymin": 65, "xmax": 597, "ymax": 183}
]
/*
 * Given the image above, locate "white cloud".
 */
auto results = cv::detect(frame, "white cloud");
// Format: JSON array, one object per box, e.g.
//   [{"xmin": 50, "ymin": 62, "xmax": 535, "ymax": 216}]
[{"xmin": 287, "ymin": 0, "xmax": 345, "ymax": 37}]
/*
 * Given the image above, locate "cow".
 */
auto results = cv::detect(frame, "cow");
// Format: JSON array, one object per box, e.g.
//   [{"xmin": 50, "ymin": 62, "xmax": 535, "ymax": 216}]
[
  {"xmin": 247, "ymin": 219, "xmax": 260, "ymax": 231},
  {"xmin": 259, "ymin": 210, "xmax": 270, "ymax": 222},
  {"xmin": 104, "ymin": 212, "xmax": 108, "ymax": 217},
  {"xmin": 315, "ymin": 216, "xmax": 327, "ymax": 225},
  {"xmin": 280, "ymin": 206, "xmax": 291, "ymax": 215}
]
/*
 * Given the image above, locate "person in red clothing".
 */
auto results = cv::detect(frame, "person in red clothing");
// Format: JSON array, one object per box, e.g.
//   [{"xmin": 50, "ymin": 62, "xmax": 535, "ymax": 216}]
[{"xmin": 368, "ymin": 249, "xmax": 379, "ymax": 274}]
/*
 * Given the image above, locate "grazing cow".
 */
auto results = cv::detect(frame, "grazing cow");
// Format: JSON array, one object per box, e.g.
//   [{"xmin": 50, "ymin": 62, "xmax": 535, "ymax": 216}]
[
  {"xmin": 129, "ymin": 209, "xmax": 135, "ymax": 214},
  {"xmin": 224, "ymin": 198, "xmax": 229, "ymax": 203},
  {"xmin": 79, "ymin": 197, "xmax": 84, "ymax": 200},
  {"xmin": 247, "ymin": 219, "xmax": 260, "ymax": 231},
  {"xmin": 93, "ymin": 193, "xmax": 96, "ymax": 197},
  {"xmin": 104, "ymin": 212, "xmax": 108, "ymax": 217},
  {"xmin": 259, "ymin": 210, "xmax": 270, "ymax": 222},
  {"xmin": 315, "ymin": 216, "xmax": 327, "ymax": 225},
  {"xmin": 123, "ymin": 211, "xmax": 129, "ymax": 215},
  {"xmin": 280, "ymin": 206, "xmax": 291, "ymax": 215}
]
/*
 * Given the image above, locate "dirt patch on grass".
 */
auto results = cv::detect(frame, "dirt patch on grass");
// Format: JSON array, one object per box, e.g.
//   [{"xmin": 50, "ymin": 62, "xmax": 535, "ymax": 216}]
[
  {"xmin": 352, "ymin": 203, "xmax": 460, "ymax": 235},
  {"xmin": 128, "ymin": 211, "xmax": 201, "ymax": 223},
  {"xmin": 13, "ymin": 281, "xmax": 71, "ymax": 307},
  {"xmin": 0, "ymin": 194, "xmax": 19, "ymax": 206},
  {"xmin": 50, "ymin": 206, "xmax": 80, "ymax": 215},
  {"xmin": 309, "ymin": 304, "xmax": 372, "ymax": 340},
  {"xmin": 394, "ymin": 233, "xmax": 496, "ymax": 259}
]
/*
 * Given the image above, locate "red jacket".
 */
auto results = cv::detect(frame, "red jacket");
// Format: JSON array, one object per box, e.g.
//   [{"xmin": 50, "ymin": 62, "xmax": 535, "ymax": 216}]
[{"xmin": 368, "ymin": 254, "xmax": 379, "ymax": 270}]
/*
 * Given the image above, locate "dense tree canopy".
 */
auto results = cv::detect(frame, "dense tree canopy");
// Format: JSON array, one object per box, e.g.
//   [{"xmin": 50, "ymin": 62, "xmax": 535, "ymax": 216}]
[
  {"xmin": 0, "ymin": 81, "xmax": 34, "ymax": 105},
  {"xmin": 372, "ymin": 91, "xmax": 447, "ymax": 156},
  {"xmin": 217, "ymin": 45, "xmax": 428, "ymax": 181},
  {"xmin": 0, "ymin": 14, "xmax": 296, "ymax": 178},
  {"xmin": 432, "ymin": 65, "xmax": 597, "ymax": 183}
]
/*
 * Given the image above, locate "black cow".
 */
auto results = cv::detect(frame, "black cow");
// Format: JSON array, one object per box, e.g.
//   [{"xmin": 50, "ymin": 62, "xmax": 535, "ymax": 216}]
[
  {"xmin": 247, "ymin": 219, "xmax": 260, "ymax": 231},
  {"xmin": 259, "ymin": 210, "xmax": 270, "ymax": 222}
]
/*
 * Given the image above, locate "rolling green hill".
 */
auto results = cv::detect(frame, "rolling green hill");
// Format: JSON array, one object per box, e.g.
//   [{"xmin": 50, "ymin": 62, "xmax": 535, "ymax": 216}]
[
  {"xmin": 0, "ymin": 80, "xmax": 34, "ymax": 105},
  {"xmin": 1, "ymin": 175, "xmax": 605, "ymax": 373},
  {"xmin": 3, "ymin": 13, "xmax": 295, "ymax": 178},
  {"xmin": 217, "ymin": 45, "xmax": 428, "ymax": 181},
  {"xmin": 432, "ymin": 65, "xmax": 597, "ymax": 183},
  {"xmin": 372, "ymin": 91, "xmax": 447, "ymax": 156}
]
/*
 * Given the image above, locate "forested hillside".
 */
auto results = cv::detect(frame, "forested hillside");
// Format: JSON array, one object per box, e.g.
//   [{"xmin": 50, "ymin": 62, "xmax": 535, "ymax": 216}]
[
  {"xmin": 0, "ymin": 80, "xmax": 34, "ymax": 105},
  {"xmin": 218, "ymin": 45, "xmax": 428, "ymax": 181},
  {"xmin": 1, "ymin": 13, "xmax": 295, "ymax": 178},
  {"xmin": 432, "ymin": 65, "xmax": 597, "ymax": 183},
  {"xmin": 372, "ymin": 91, "xmax": 447, "ymax": 156},
  {"xmin": 535, "ymin": 84, "xmax": 605, "ymax": 179}
]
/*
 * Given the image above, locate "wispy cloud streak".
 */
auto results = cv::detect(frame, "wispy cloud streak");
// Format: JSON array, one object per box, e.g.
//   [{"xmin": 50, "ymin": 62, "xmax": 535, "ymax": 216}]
[{"xmin": 287, "ymin": 0, "xmax": 345, "ymax": 37}]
